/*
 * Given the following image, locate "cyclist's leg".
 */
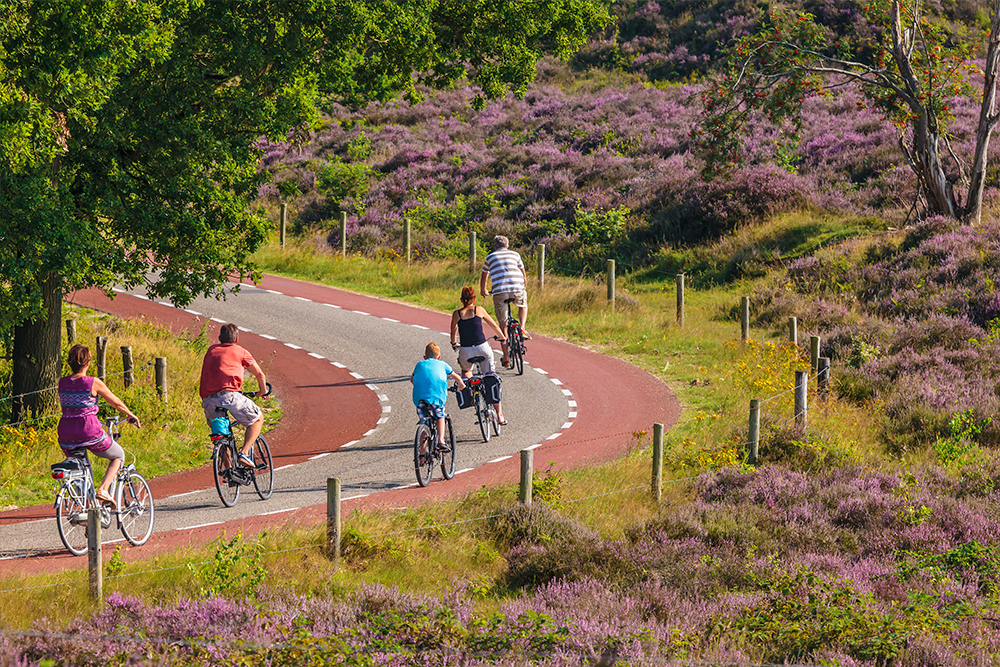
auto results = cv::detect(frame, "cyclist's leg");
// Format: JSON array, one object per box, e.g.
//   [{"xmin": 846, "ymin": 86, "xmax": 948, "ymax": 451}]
[
  {"xmin": 90, "ymin": 439, "xmax": 124, "ymax": 503},
  {"xmin": 221, "ymin": 392, "xmax": 264, "ymax": 457},
  {"xmin": 513, "ymin": 290, "xmax": 528, "ymax": 337},
  {"xmin": 493, "ymin": 293, "xmax": 512, "ymax": 365}
]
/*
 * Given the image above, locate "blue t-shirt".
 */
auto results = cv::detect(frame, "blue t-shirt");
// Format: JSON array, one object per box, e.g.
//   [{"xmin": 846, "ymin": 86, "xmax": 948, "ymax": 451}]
[{"xmin": 412, "ymin": 358, "xmax": 452, "ymax": 407}]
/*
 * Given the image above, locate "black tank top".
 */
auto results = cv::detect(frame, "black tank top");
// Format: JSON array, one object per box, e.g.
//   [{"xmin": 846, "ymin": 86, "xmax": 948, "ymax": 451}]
[{"xmin": 457, "ymin": 309, "xmax": 487, "ymax": 347}]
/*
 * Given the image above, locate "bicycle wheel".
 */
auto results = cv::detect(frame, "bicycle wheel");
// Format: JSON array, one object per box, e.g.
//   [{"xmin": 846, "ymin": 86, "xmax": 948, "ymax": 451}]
[
  {"xmin": 440, "ymin": 417, "xmax": 456, "ymax": 479},
  {"xmin": 489, "ymin": 403, "xmax": 502, "ymax": 437},
  {"xmin": 55, "ymin": 483, "xmax": 90, "ymax": 556},
  {"xmin": 213, "ymin": 440, "xmax": 240, "ymax": 507},
  {"xmin": 475, "ymin": 388, "xmax": 490, "ymax": 442},
  {"xmin": 511, "ymin": 330, "xmax": 524, "ymax": 375},
  {"xmin": 118, "ymin": 473, "xmax": 154, "ymax": 547},
  {"xmin": 414, "ymin": 424, "xmax": 435, "ymax": 487},
  {"xmin": 252, "ymin": 435, "xmax": 274, "ymax": 500}
]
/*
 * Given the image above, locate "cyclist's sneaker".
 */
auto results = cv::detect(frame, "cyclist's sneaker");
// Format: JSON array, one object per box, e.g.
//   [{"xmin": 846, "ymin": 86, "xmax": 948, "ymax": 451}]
[
  {"xmin": 237, "ymin": 453, "xmax": 255, "ymax": 468},
  {"xmin": 436, "ymin": 441, "xmax": 451, "ymax": 453},
  {"xmin": 522, "ymin": 331, "xmax": 532, "ymax": 340}
]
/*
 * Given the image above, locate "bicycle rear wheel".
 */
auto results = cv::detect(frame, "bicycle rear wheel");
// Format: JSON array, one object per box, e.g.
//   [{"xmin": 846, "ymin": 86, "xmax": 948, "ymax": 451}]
[
  {"xmin": 213, "ymin": 440, "xmax": 240, "ymax": 507},
  {"xmin": 252, "ymin": 435, "xmax": 274, "ymax": 500},
  {"xmin": 414, "ymin": 424, "xmax": 434, "ymax": 487},
  {"xmin": 55, "ymin": 483, "xmax": 90, "ymax": 556},
  {"xmin": 118, "ymin": 472, "xmax": 154, "ymax": 546},
  {"xmin": 475, "ymin": 389, "xmax": 490, "ymax": 443},
  {"xmin": 440, "ymin": 417, "xmax": 456, "ymax": 479}
]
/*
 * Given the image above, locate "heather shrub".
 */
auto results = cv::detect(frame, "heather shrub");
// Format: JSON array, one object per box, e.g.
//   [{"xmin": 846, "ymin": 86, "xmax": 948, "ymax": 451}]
[{"xmin": 483, "ymin": 503, "xmax": 596, "ymax": 551}]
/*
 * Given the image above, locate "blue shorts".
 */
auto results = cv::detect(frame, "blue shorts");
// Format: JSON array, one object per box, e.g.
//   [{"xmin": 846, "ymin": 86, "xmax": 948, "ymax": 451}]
[{"xmin": 417, "ymin": 402, "xmax": 446, "ymax": 420}]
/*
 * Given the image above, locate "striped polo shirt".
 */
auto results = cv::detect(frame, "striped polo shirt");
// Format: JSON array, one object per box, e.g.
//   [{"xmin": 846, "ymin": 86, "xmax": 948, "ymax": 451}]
[{"xmin": 482, "ymin": 249, "xmax": 525, "ymax": 294}]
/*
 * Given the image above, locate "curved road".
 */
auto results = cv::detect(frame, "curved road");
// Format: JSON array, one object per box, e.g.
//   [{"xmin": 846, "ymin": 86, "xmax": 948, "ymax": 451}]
[{"xmin": 0, "ymin": 274, "xmax": 680, "ymax": 575}]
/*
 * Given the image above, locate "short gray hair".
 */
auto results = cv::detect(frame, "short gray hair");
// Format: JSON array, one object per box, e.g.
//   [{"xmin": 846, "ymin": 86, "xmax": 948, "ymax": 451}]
[{"xmin": 493, "ymin": 235, "xmax": 509, "ymax": 249}]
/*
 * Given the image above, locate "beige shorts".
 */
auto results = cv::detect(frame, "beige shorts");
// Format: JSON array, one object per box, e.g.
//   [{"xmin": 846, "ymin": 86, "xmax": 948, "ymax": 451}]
[
  {"xmin": 493, "ymin": 291, "xmax": 526, "ymax": 326},
  {"xmin": 202, "ymin": 391, "xmax": 262, "ymax": 427}
]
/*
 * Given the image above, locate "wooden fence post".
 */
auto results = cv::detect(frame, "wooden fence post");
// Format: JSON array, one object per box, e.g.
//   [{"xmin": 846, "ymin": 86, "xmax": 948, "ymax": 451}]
[
  {"xmin": 676, "ymin": 274, "xmax": 685, "ymax": 327},
  {"xmin": 606, "ymin": 259, "xmax": 615, "ymax": 310},
  {"xmin": 788, "ymin": 316, "xmax": 798, "ymax": 346},
  {"xmin": 95, "ymin": 336, "xmax": 108, "ymax": 382},
  {"xmin": 741, "ymin": 297, "xmax": 750, "ymax": 344},
  {"xmin": 155, "ymin": 357, "xmax": 167, "ymax": 402},
  {"xmin": 66, "ymin": 319, "xmax": 76, "ymax": 345},
  {"xmin": 88, "ymin": 508, "xmax": 102, "ymax": 604},
  {"xmin": 403, "ymin": 218, "xmax": 411, "ymax": 264},
  {"xmin": 810, "ymin": 335, "xmax": 821, "ymax": 372},
  {"xmin": 327, "ymin": 478, "xmax": 341, "ymax": 562},
  {"xmin": 748, "ymin": 398, "xmax": 760, "ymax": 466},
  {"xmin": 519, "ymin": 449, "xmax": 533, "ymax": 505},
  {"xmin": 652, "ymin": 423, "xmax": 663, "ymax": 503},
  {"xmin": 537, "ymin": 243, "xmax": 545, "ymax": 291},
  {"xmin": 818, "ymin": 357, "xmax": 831, "ymax": 402},
  {"xmin": 280, "ymin": 202, "xmax": 287, "ymax": 249},
  {"xmin": 469, "ymin": 232, "xmax": 477, "ymax": 273},
  {"xmin": 794, "ymin": 370, "xmax": 808, "ymax": 430},
  {"xmin": 340, "ymin": 212, "xmax": 347, "ymax": 258},
  {"xmin": 121, "ymin": 346, "xmax": 134, "ymax": 389}
]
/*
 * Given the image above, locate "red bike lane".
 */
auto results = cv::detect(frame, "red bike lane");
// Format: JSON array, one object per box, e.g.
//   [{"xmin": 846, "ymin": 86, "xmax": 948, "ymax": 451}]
[{"xmin": 0, "ymin": 276, "xmax": 680, "ymax": 576}]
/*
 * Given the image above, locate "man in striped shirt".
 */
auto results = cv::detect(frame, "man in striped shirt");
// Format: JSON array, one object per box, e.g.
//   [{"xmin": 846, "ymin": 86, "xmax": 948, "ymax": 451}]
[{"xmin": 480, "ymin": 235, "xmax": 530, "ymax": 367}]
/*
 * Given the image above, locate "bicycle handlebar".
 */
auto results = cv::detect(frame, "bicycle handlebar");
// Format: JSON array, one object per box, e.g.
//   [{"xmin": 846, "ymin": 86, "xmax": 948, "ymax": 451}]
[{"xmin": 243, "ymin": 382, "xmax": 273, "ymax": 399}]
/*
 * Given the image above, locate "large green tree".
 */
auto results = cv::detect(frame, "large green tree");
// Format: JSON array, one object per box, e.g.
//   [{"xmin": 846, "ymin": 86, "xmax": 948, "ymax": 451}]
[
  {"xmin": 1, "ymin": 0, "xmax": 608, "ymax": 421},
  {"xmin": 699, "ymin": 0, "xmax": 999, "ymax": 224}
]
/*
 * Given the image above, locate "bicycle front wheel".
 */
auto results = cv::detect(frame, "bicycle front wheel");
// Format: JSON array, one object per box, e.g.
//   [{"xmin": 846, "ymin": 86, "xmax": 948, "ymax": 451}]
[
  {"xmin": 213, "ymin": 441, "xmax": 240, "ymax": 507},
  {"xmin": 252, "ymin": 435, "xmax": 274, "ymax": 500},
  {"xmin": 440, "ymin": 417, "xmax": 456, "ymax": 480},
  {"xmin": 119, "ymin": 473, "xmax": 154, "ymax": 546},
  {"xmin": 475, "ymin": 389, "xmax": 490, "ymax": 443},
  {"xmin": 511, "ymin": 332, "xmax": 524, "ymax": 375},
  {"xmin": 414, "ymin": 424, "xmax": 434, "ymax": 487},
  {"xmin": 489, "ymin": 404, "xmax": 502, "ymax": 437},
  {"xmin": 55, "ymin": 484, "xmax": 89, "ymax": 556}
]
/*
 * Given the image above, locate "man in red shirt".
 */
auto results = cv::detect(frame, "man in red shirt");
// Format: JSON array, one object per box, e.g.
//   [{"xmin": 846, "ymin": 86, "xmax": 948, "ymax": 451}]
[{"xmin": 200, "ymin": 323, "xmax": 269, "ymax": 467}]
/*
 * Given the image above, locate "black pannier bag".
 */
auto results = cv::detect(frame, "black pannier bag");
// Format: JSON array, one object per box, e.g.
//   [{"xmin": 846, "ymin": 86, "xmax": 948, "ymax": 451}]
[
  {"xmin": 455, "ymin": 384, "xmax": 474, "ymax": 409},
  {"xmin": 482, "ymin": 372, "xmax": 502, "ymax": 404}
]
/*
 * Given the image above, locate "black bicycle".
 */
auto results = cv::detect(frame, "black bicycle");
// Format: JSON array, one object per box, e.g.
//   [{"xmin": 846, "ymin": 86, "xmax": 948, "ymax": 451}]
[
  {"xmin": 413, "ymin": 397, "xmax": 456, "ymax": 487},
  {"xmin": 465, "ymin": 354, "xmax": 501, "ymax": 443},
  {"xmin": 210, "ymin": 384, "xmax": 274, "ymax": 507},
  {"xmin": 503, "ymin": 297, "xmax": 527, "ymax": 375}
]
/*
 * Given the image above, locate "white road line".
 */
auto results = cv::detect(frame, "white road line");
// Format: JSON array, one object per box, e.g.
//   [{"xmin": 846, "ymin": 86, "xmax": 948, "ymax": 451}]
[
  {"xmin": 0, "ymin": 555, "xmax": 27, "ymax": 561},
  {"xmin": 381, "ymin": 405, "xmax": 391, "ymax": 412},
  {"xmin": 323, "ymin": 303, "xmax": 342, "ymax": 309},
  {"xmin": 550, "ymin": 378, "xmax": 563, "ymax": 385},
  {"xmin": 309, "ymin": 452, "xmax": 331, "ymax": 460},
  {"xmin": 377, "ymin": 417, "xmax": 388, "ymax": 425},
  {"xmin": 285, "ymin": 343, "xmax": 302, "ymax": 350},
  {"xmin": 366, "ymin": 384, "xmax": 379, "ymax": 391},
  {"xmin": 561, "ymin": 422, "xmax": 572, "ymax": 429},
  {"xmin": 133, "ymin": 294, "xmax": 149, "ymax": 300},
  {"xmin": 525, "ymin": 443, "xmax": 543, "ymax": 450},
  {"xmin": 568, "ymin": 400, "xmax": 578, "ymax": 407},
  {"xmin": 166, "ymin": 490, "xmax": 201, "ymax": 500},
  {"xmin": 363, "ymin": 428, "xmax": 377, "ymax": 437},
  {"xmin": 381, "ymin": 317, "xmax": 400, "ymax": 323},
  {"xmin": 309, "ymin": 352, "xmax": 325, "ymax": 359},
  {"xmin": 393, "ymin": 483, "xmax": 418, "ymax": 490},
  {"xmin": 264, "ymin": 289, "xmax": 283, "ymax": 295},
  {"xmin": 111, "ymin": 287, "xmax": 124, "ymax": 292},
  {"xmin": 546, "ymin": 433, "xmax": 562, "ymax": 440},
  {"xmin": 349, "ymin": 372, "xmax": 363, "ymax": 379},
  {"xmin": 210, "ymin": 317, "xmax": 225, "ymax": 323},
  {"xmin": 488, "ymin": 456, "xmax": 512, "ymax": 463},
  {"xmin": 568, "ymin": 411, "xmax": 578, "ymax": 418},
  {"xmin": 274, "ymin": 464, "xmax": 295, "ymax": 471},
  {"xmin": 562, "ymin": 389, "xmax": 573, "ymax": 396},
  {"xmin": 159, "ymin": 301, "xmax": 173, "ymax": 307},
  {"xmin": 332, "ymin": 362, "xmax": 346, "ymax": 368},
  {"xmin": 178, "ymin": 521, "xmax": 223, "ymax": 531},
  {"xmin": 260, "ymin": 507, "xmax": 299, "ymax": 516},
  {"xmin": 412, "ymin": 325, "xmax": 429, "ymax": 330},
  {"xmin": 534, "ymin": 368, "xmax": 549, "ymax": 375},
  {"xmin": 259, "ymin": 334, "xmax": 276, "ymax": 340},
  {"xmin": 184, "ymin": 309, "xmax": 202, "ymax": 315},
  {"xmin": 454, "ymin": 468, "xmax": 474, "ymax": 475},
  {"xmin": 352, "ymin": 310, "xmax": 370, "ymax": 316},
  {"xmin": 378, "ymin": 394, "xmax": 389, "ymax": 402},
  {"xmin": 343, "ymin": 494, "xmax": 369, "ymax": 501},
  {"xmin": 239, "ymin": 283, "xmax": 256, "ymax": 289},
  {"xmin": 341, "ymin": 440, "xmax": 360, "ymax": 448},
  {"xmin": 237, "ymin": 326, "xmax": 251, "ymax": 332},
  {"xmin": 294, "ymin": 296, "xmax": 312, "ymax": 302}
]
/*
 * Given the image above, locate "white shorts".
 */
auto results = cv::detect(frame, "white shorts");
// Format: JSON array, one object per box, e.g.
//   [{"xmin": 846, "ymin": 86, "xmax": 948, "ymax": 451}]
[{"xmin": 458, "ymin": 341, "xmax": 496, "ymax": 374}]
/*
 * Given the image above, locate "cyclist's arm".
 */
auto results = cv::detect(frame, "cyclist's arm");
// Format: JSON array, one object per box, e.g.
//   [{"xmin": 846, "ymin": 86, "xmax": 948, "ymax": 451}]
[
  {"xmin": 479, "ymin": 268, "xmax": 490, "ymax": 297},
  {"xmin": 247, "ymin": 360, "xmax": 268, "ymax": 397},
  {"xmin": 92, "ymin": 378, "xmax": 141, "ymax": 427},
  {"xmin": 450, "ymin": 310, "xmax": 460, "ymax": 348},
  {"xmin": 479, "ymin": 306, "xmax": 506, "ymax": 341},
  {"xmin": 449, "ymin": 371, "xmax": 466, "ymax": 391}
]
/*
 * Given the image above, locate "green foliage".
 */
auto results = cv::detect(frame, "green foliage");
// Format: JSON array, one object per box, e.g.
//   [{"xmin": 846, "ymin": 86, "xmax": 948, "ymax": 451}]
[
  {"xmin": 532, "ymin": 463, "xmax": 564, "ymax": 507},
  {"xmin": 189, "ymin": 531, "xmax": 266, "ymax": 599},
  {"xmin": 105, "ymin": 545, "xmax": 127, "ymax": 578},
  {"xmin": 934, "ymin": 409, "xmax": 992, "ymax": 464},
  {"xmin": 573, "ymin": 205, "xmax": 630, "ymax": 246},
  {"xmin": 317, "ymin": 161, "xmax": 374, "ymax": 210},
  {"xmin": 897, "ymin": 541, "xmax": 1000, "ymax": 596}
]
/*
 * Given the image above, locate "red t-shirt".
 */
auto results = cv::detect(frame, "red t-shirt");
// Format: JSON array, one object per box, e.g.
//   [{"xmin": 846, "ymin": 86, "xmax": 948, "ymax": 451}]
[{"xmin": 199, "ymin": 344, "xmax": 256, "ymax": 398}]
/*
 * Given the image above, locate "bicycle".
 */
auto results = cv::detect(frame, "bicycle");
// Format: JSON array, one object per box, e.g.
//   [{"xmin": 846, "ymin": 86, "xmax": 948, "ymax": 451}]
[
  {"xmin": 413, "ymin": 394, "xmax": 456, "ymax": 488},
  {"xmin": 210, "ymin": 384, "xmax": 274, "ymax": 507},
  {"xmin": 51, "ymin": 417, "xmax": 154, "ymax": 556},
  {"xmin": 502, "ymin": 297, "xmax": 527, "ymax": 375},
  {"xmin": 464, "ymin": 353, "xmax": 501, "ymax": 443}
]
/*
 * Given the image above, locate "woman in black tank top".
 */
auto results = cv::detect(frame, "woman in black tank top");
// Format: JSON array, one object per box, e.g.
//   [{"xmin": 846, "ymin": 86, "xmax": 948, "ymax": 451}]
[{"xmin": 450, "ymin": 286, "xmax": 508, "ymax": 423}]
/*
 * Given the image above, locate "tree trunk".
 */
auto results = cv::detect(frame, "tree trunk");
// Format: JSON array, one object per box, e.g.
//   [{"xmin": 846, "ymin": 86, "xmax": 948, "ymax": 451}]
[
  {"xmin": 963, "ymin": 0, "xmax": 1000, "ymax": 225},
  {"xmin": 11, "ymin": 275, "xmax": 62, "ymax": 425}
]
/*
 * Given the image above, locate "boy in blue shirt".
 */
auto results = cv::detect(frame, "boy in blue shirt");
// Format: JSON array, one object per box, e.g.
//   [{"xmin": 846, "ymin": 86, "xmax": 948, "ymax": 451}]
[{"xmin": 411, "ymin": 342, "xmax": 466, "ymax": 450}]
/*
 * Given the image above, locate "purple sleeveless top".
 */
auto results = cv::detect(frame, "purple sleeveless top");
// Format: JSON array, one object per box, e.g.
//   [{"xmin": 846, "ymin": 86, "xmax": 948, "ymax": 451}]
[
  {"xmin": 457, "ymin": 310, "xmax": 487, "ymax": 347},
  {"xmin": 58, "ymin": 376, "xmax": 112, "ymax": 452}
]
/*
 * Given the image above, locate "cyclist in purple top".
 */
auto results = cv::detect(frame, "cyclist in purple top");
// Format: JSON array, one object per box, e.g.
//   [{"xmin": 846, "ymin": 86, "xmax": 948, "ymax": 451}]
[{"xmin": 57, "ymin": 344, "xmax": 141, "ymax": 509}]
